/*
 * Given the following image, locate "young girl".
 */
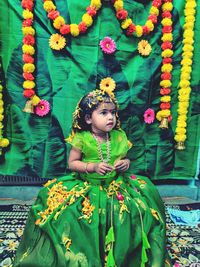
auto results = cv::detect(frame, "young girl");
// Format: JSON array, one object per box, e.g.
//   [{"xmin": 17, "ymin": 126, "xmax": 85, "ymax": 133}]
[{"xmin": 14, "ymin": 90, "xmax": 171, "ymax": 267}]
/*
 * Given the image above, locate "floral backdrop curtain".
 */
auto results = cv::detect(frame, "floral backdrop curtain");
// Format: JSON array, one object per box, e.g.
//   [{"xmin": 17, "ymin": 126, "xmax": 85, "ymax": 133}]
[{"xmin": 0, "ymin": 0, "xmax": 199, "ymax": 181}]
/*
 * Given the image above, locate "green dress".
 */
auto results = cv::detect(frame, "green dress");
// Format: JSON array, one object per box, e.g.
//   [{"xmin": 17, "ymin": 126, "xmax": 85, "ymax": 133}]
[{"xmin": 13, "ymin": 129, "xmax": 171, "ymax": 267}]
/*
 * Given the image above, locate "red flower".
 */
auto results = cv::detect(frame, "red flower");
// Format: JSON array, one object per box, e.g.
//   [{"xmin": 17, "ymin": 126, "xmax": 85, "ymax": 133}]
[
  {"xmin": 21, "ymin": 0, "xmax": 33, "ymax": 11},
  {"xmin": 162, "ymin": 26, "xmax": 172, "ymax": 34},
  {"xmin": 23, "ymin": 35, "xmax": 35, "ymax": 45},
  {"xmin": 161, "ymin": 41, "xmax": 172, "ymax": 50},
  {"xmin": 22, "ymin": 19, "xmax": 33, "ymax": 27},
  {"xmin": 148, "ymin": 14, "xmax": 157, "ymax": 24},
  {"xmin": 168, "ymin": 115, "xmax": 172, "ymax": 122},
  {"xmin": 60, "ymin": 24, "xmax": 70, "ymax": 35},
  {"xmin": 162, "ymin": 58, "xmax": 172, "ymax": 64},
  {"xmin": 161, "ymin": 72, "xmax": 172, "ymax": 80},
  {"xmin": 152, "ymin": 0, "xmax": 162, "ymax": 7},
  {"xmin": 78, "ymin": 22, "xmax": 87, "ymax": 33},
  {"xmin": 116, "ymin": 9, "xmax": 128, "ymax": 20},
  {"xmin": 23, "ymin": 72, "xmax": 34, "ymax": 80},
  {"xmin": 48, "ymin": 10, "xmax": 60, "ymax": 20},
  {"xmin": 23, "ymin": 89, "xmax": 35, "ymax": 98},
  {"xmin": 164, "ymin": 0, "xmax": 172, "ymax": 2},
  {"xmin": 162, "ymin": 11, "xmax": 172, "ymax": 18},
  {"xmin": 86, "ymin": 6, "xmax": 97, "ymax": 17},
  {"xmin": 142, "ymin": 25, "xmax": 150, "ymax": 35},
  {"xmin": 160, "ymin": 88, "xmax": 171, "ymax": 95},
  {"xmin": 160, "ymin": 102, "xmax": 171, "ymax": 109},
  {"xmin": 23, "ymin": 54, "xmax": 34, "ymax": 63},
  {"xmin": 126, "ymin": 24, "xmax": 136, "ymax": 35}
]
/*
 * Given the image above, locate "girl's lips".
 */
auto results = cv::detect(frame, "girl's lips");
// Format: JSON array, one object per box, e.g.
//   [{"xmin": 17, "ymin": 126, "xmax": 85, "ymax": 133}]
[{"xmin": 107, "ymin": 122, "xmax": 113, "ymax": 127}]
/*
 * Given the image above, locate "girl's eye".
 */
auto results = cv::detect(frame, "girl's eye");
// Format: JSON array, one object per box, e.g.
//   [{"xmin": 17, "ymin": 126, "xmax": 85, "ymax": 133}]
[{"xmin": 101, "ymin": 111, "xmax": 107, "ymax": 115}]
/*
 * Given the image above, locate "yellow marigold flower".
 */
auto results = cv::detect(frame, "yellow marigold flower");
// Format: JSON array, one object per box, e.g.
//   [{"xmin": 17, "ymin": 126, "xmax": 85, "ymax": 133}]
[
  {"xmin": 0, "ymin": 100, "xmax": 3, "ymax": 107},
  {"xmin": 43, "ymin": 1, "xmax": 56, "ymax": 12},
  {"xmin": 181, "ymin": 66, "xmax": 191, "ymax": 74},
  {"xmin": 181, "ymin": 58, "xmax": 192, "ymax": 66},
  {"xmin": 0, "ymin": 85, "xmax": 3, "ymax": 91},
  {"xmin": 179, "ymin": 80, "xmax": 190, "ymax": 88},
  {"xmin": 22, "ymin": 44, "xmax": 35, "ymax": 55},
  {"xmin": 0, "ymin": 108, "xmax": 4, "ymax": 114},
  {"xmin": 184, "ymin": 29, "xmax": 194, "ymax": 38},
  {"xmin": 121, "ymin": 19, "xmax": 132, "ymax": 30},
  {"xmin": 178, "ymin": 115, "xmax": 187, "ymax": 122},
  {"xmin": 156, "ymin": 110, "xmax": 170, "ymax": 121},
  {"xmin": 185, "ymin": 8, "xmax": 196, "ymax": 16},
  {"xmin": 114, "ymin": 0, "xmax": 123, "ymax": 11},
  {"xmin": 135, "ymin": 25, "xmax": 143, "ymax": 37},
  {"xmin": 150, "ymin": 6, "xmax": 159, "ymax": 16},
  {"xmin": 49, "ymin": 34, "xmax": 66, "ymax": 50},
  {"xmin": 22, "ymin": 26, "xmax": 35, "ymax": 36},
  {"xmin": 91, "ymin": 0, "xmax": 102, "ymax": 10},
  {"xmin": 23, "ymin": 63, "xmax": 35, "ymax": 73},
  {"xmin": 182, "ymin": 37, "xmax": 194, "ymax": 45},
  {"xmin": 177, "ymin": 120, "xmax": 187, "ymax": 128},
  {"xmin": 185, "ymin": 1, "xmax": 197, "ymax": 9},
  {"xmin": 138, "ymin": 40, "xmax": 152, "ymax": 56},
  {"xmin": 161, "ymin": 18, "xmax": 172, "ymax": 26},
  {"xmin": 178, "ymin": 87, "xmax": 191, "ymax": 96},
  {"xmin": 82, "ymin": 13, "xmax": 93, "ymax": 27},
  {"xmin": 70, "ymin": 24, "xmax": 80, "ymax": 36},
  {"xmin": 179, "ymin": 102, "xmax": 189, "ymax": 109},
  {"xmin": 180, "ymin": 71, "xmax": 191, "ymax": 80},
  {"xmin": 23, "ymin": 80, "xmax": 35, "ymax": 89},
  {"xmin": 178, "ymin": 95, "xmax": 190, "ymax": 102},
  {"xmin": 183, "ymin": 22, "xmax": 194, "ymax": 30},
  {"xmin": 0, "ymin": 114, "xmax": 4, "ymax": 121},
  {"xmin": 185, "ymin": 15, "xmax": 195, "ymax": 23},
  {"xmin": 178, "ymin": 106, "xmax": 188, "ymax": 115},
  {"xmin": 183, "ymin": 44, "xmax": 194, "ymax": 52},
  {"xmin": 99, "ymin": 77, "xmax": 116, "ymax": 95},
  {"xmin": 161, "ymin": 33, "xmax": 173, "ymax": 42},
  {"xmin": 174, "ymin": 134, "xmax": 186, "ymax": 142},
  {"xmin": 162, "ymin": 2, "xmax": 173, "ymax": 12},
  {"xmin": 53, "ymin": 16, "xmax": 65, "ymax": 30},
  {"xmin": 23, "ymin": 9, "xmax": 33, "ymax": 19},
  {"xmin": 160, "ymin": 95, "xmax": 171, "ymax": 103},
  {"xmin": 0, "ymin": 138, "xmax": 9, "ymax": 147},
  {"xmin": 161, "ymin": 63, "xmax": 173, "ymax": 73},
  {"xmin": 31, "ymin": 95, "xmax": 40, "ymax": 106},
  {"xmin": 182, "ymin": 51, "xmax": 193, "ymax": 58},
  {"xmin": 161, "ymin": 49, "xmax": 173, "ymax": 58},
  {"xmin": 145, "ymin": 20, "xmax": 154, "ymax": 31},
  {"xmin": 160, "ymin": 80, "xmax": 172, "ymax": 88}
]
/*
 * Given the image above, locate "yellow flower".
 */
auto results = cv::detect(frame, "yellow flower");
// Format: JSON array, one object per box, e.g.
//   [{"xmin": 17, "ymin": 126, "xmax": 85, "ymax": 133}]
[
  {"xmin": 178, "ymin": 106, "xmax": 188, "ymax": 115},
  {"xmin": 145, "ymin": 20, "xmax": 154, "ymax": 31},
  {"xmin": 156, "ymin": 110, "xmax": 170, "ymax": 121},
  {"xmin": 183, "ymin": 29, "xmax": 194, "ymax": 38},
  {"xmin": 181, "ymin": 66, "xmax": 191, "ymax": 74},
  {"xmin": 185, "ymin": 1, "xmax": 197, "ymax": 9},
  {"xmin": 185, "ymin": 15, "xmax": 195, "ymax": 23},
  {"xmin": 181, "ymin": 58, "xmax": 192, "ymax": 66},
  {"xmin": 160, "ymin": 95, "xmax": 171, "ymax": 103},
  {"xmin": 178, "ymin": 115, "xmax": 187, "ymax": 122},
  {"xmin": 82, "ymin": 13, "xmax": 93, "ymax": 27},
  {"xmin": 149, "ymin": 6, "xmax": 159, "ymax": 16},
  {"xmin": 178, "ymin": 87, "xmax": 191, "ymax": 96},
  {"xmin": 179, "ymin": 80, "xmax": 190, "ymax": 88},
  {"xmin": 91, "ymin": 0, "xmax": 102, "ymax": 10},
  {"xmin": 22, "ymin": 26, "xmax": 35, "ymax": 36},
  {"xmin": 99, "ymin": 77, "xmax": 116, "ymax": 95},
  {"xmin": 0, "ymin": 114, "xmax": 4, "ymax": 121},
  {"xmin": 178, "ymin": 95, "xmax": 190, "ymax": 102},
  {"xmin": 160, "ymin": 80, "xmax": 172, "ymax": 88},
  {"xmin": 22, "ymin": 44, "xmax": 35, "ymax": 55},
  {"xmin": 49, "ymin": 34, "xmax": 66, "ymax": 50},
  {"xmin": 43, "ymin": 1, "xmax": 56, "ymax": 12},
  {"xmin": 177, "ymin": 120, "xmax": 187, "ymax": 128},
  {"xmin": 31, "ymin": 95, "xmax": 40, "ymax": 106},
  {"xmin": 161, "ymin": 18, "xmax": 172, "ymax": 26},
  {"xmin": 174, "ymin": 134, "xmax": 186, "ymax": 142},
  {"xmin": 162, "ymin": 2, "xmax": 173, "ymax": 12},
  {"xmin": 161, "ymin": 49, "xmax": 173, "ymax": 58},
  {"xmin": 23, "ymin": 81, "xmax": 35, "ymax": 89},
  {"xmin": 183, "ymin": 43, "xmax": 194, "ymax": 52},
  {"xmin": 70, "ymin": 24, "xmax": 80, "ymax": 36},
  {"xmin": 161, "ymin": 33, "xmax": 173, "ymax": 42},
  {"xmin": 0, "ymin": 85, "xmax": 3, "ymax": 91},
  {"xmin": 183, "ymin": 22, "xmax": 194, "ymax": 30},
  {"xmin": 53, "ymin": 16, "xmax": 65, "ymax": 30},
  {"xmin": 23, "ymin": 10, "xmax": 33, "ymax": 19},
  {"xmin": 161, "ymin": 63, "xmax": 173, "ymax": 73},
  {"xmin": 0, "ymin": 138, "xmax": 9, "ymax": 147},
  {"xmin": 121, "ymin": 19, "xmax": 132, "ymax": 30},
  {"xmin": 185, "ymin": 8, "xmax": 196, "ymax": 16},
  {"xmin": 23, "ymin": 63, "xmax": 35, "ymax": 73},
  {"xmin": 114, "ymin": 0, "xmax": 123, "ymax": 11},
  {"xmin": 182, "ymin": 51, "xmax": 193, "ymax": 58},
  {"xmin": 138, "ymin": 40, "xmax": 152, "ymax": 56},
  {"xmin": 135, "ymin": 25, "xmax": 143, "ymax": 37}
]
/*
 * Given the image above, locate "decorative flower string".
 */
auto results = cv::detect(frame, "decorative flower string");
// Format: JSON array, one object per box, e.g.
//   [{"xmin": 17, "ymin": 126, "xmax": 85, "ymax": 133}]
[
  {"xmin": 156, "ymin": 0, "xmax": 174, "ymax": 128},
  {"xmin": 0, "ymin": 64, "xmax": 9, "ymax": 155},
  {"xmin": 112, "ymin": 0, "xmax": 162, "ymax": 37},
  {"xmin": 174, "ymin": 0, "xmax": 197, "ymax": 150},
  {"xmin": 22, "ymin": 0, "xmax": 50, "ymax": 116},
  {"xmin": 43, "ymin": 0, "xmax": 102, "ymax": 48}
]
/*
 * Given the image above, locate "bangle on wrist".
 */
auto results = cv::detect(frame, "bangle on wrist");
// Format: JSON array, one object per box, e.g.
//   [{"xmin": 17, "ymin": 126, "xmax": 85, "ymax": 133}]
[{"xmin": 85, "ymin": 163, "xmax": 89, "ymax": 174}]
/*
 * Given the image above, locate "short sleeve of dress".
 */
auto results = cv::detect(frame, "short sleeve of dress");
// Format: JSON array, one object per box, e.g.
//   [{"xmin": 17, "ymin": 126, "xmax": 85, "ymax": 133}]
[
  {"xmin": 65, "ymin": 132, "xmax": 83, "ymax": 151},
  {"xmin": 119, "ymin": 129, "xmax": 133, "ymax": 150}
]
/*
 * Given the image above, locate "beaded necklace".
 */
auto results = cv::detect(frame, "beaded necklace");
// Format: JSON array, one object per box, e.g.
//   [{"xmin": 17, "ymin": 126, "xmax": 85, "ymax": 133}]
[{"xmin": 92, "ymin": 133, "xmax": 111, "ymax": 163}]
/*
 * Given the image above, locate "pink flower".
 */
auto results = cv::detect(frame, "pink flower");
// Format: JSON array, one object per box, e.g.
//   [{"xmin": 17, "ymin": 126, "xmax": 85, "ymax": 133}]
[
  {"xmin": 99, "ymin": 37, "xmax": 116, "ymax": 54},
  {"xmin": 116, "ymin": 193, "xmax": 124, "ymax": 201},
  {"xmin": 35, "ymin": 100, "xmax": 50, "ymax": 116},
  {"xmin": 173, "ymin": 263, "xmax": 180, "ymax": 267},
  {"xmin": 130, "ymin": 175, "xmax": 137, "ymax": 180},
  {"xmin": 143, "ymin": 108, "xmax": 155, "ymax": 124}
]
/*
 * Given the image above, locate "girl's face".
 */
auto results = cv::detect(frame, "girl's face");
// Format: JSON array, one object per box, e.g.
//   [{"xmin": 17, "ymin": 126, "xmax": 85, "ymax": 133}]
[{"xmin": 86, "ymin": 102, "xmax": 117, "ymax": 134}]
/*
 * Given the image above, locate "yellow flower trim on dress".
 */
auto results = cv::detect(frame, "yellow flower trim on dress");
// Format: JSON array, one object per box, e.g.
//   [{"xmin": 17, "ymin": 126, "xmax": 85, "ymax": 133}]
[
  {"xmin": 49, "ymin": 33, "xmax": 66, "ymax": 50},
  {"xmin": 99, "ymin": 77, "xmax": 116, "ymax": 97},
  {"xmin": 174, "ymin": 0, "xmax": 197, "ymax": 149},
  {"xmin": 79, "ymin": 197, "xmax": 95, "ymax": 223},
  {"xmin": 138, "ymin": 40, "xmax": 152, "ymax": 57}
]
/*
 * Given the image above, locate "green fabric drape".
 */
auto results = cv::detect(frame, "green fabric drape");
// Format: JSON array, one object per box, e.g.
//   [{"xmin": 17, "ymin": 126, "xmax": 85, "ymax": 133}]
[{"xmin": 0, "ymin": 0, "xmax": 199, "ymax": 180}]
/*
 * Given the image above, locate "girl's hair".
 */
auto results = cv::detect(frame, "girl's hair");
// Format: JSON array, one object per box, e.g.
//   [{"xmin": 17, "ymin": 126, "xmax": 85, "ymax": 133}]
[{"xmin": 72, "ymin": 90, "xmax": 120, "ymax": 132}]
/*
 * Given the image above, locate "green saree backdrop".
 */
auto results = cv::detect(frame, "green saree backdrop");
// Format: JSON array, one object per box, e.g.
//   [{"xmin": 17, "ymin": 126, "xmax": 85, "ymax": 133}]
[{"xmin": 0, "ymin": 0, "xmax": 199, "ymax": 181}]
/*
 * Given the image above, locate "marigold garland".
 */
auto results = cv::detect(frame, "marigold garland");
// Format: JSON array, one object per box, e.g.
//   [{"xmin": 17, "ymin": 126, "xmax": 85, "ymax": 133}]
[
  {"xmin": 174, "ymin": 0, "xmax": 197, "ymax": 150},
  {"xmin": 156, "ymin": 0, "xmax": 173, "ymax": 128},
  {"xmin": 22, "ymin": 0, "xmax": 50, "ymax": 116}
]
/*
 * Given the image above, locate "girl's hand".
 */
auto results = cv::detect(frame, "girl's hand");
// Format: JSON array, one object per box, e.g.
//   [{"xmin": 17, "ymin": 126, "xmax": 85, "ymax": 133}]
[
  {"xmin": 114, "ymin": 159, "xmax": 130, "ymax": 172},
  {"xmin": 94, "ymin": 162, "xmax": 113, "ymax": 175}
]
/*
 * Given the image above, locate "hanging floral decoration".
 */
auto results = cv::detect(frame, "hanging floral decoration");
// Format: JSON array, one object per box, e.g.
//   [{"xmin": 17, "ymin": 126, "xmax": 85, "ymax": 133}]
[
  {"xmin": 156, "ymin": 0, "xmax": 173, "ymax": 129},
  {"xmin": 112, "ymin": 0, "xmax": 162, "ymax": 37},
  {"xmin": 174, "ymin": 0, "xmax": 197, "ymax": 150},
  {"xmin": 143, "ymin": 108, "xmax": 155, "ymax": 124},
  {"xmin": 99, "ymin": 77, "xmax": 116, "ymax": 97},
  {"xmin": 99, "ymin": 37, "xmax": 116, "ymax": 54},
  {"xmin": 138, "ymin": 40, "xmax": 152, "ymax": 56},
  {"xmin": 0, "ymin": 67, "xmax": 9, "ymax": 154},
  {"xmin": 22, "ymin": 0, "xmax": 50, "ymax": 116},
  {"xmin": 49, "ymin": 33, "xmax": 66, "ymax": 50},
  {"xmin": 43, "ymin": 0, "xmax": 102, "ymax": 48}
]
